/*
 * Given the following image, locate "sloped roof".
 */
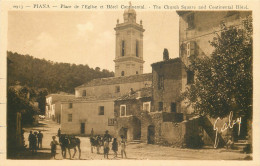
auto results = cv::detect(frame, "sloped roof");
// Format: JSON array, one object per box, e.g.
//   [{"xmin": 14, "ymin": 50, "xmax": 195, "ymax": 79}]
[
  {"xmin": 76, "ymin": 73, "xmax": 152, "ymax": 88},
  {"xmin": 61, "ymin": 94, "xmax": 114, "ymax": 103},
  {"xmin": 176, "ymin": 11, "xmax": 192, "ymax": 16},
  {"xmin": 151, "ymin": 58, "xmax": 182, "ymax": 66},
  {"xmin": 46, "ymin": 94, "xmax": 75, "ymax": 103},
  {"xmin": 115, "ymin": 87, "xmax": 152, "ymax": 101}
]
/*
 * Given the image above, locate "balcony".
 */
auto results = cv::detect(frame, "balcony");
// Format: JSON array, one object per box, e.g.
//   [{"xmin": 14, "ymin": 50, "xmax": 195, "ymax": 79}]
[{"xmin": 162, "ymin": 112, "xmax": 183, "ymax": 122}]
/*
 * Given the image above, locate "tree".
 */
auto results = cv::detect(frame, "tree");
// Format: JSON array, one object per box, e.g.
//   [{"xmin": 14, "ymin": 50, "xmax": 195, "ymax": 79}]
[
  {"xmin": 37, "ymin": 88, "xmax": 48, "ymax": 115},
  {"xmin": 7, "ymin": 87, "xmax": 39, "ymax": 125},
  {"xmin": 7, "ymin": 51, "xmax": 114, "ymax": 93},
  {"xmin": 182, "ymin": 16, "xmax": 252, "ymax": 119}
]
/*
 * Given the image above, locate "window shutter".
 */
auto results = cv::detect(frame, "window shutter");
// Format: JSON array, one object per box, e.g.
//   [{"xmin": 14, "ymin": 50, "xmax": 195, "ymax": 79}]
[{"xmin": 186, "ymin": 41, "xmax": 196, "ymax": 57}]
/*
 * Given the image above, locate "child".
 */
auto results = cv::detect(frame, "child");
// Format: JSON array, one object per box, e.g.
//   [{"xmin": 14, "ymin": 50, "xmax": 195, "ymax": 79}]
[
  {"xmin": 103, "ymin": 140, "xmax": 110, "ymax": 159},
  {"xmin": 120, "ymin": 136, "xmax": 127, "ymax": 159},
  {"xmin": 112, "ymin": 138, "xmax": 118, "ymax": 158},
  {"xmin": 50, "ymin": 136, "xmax": 59, "ymax": 159}
]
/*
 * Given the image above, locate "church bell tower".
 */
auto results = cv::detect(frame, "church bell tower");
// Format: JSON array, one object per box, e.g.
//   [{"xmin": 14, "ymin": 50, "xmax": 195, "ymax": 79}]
[{"xmin": 114, "ymin": 4, "xmax": 145, "ymax": 77}]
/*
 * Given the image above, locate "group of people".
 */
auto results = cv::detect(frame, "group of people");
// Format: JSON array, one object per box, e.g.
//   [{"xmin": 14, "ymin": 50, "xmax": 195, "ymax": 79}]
[
  {"xmin": 28, "ymin": 128, "xmax": 127, "ymax": 159},
  {"xmin": 90, "ymin": 129, "xmax": 127, "ymax": 159},
  {"xmin": 28, "ymin": 130, "xmax": 43, "ymax": 153}
]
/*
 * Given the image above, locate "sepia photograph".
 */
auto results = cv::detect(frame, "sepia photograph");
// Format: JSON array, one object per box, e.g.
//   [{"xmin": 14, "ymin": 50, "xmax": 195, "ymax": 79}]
[{"xmin": 1, "ymin": 0, "xmax": 258, "ymax": 164}]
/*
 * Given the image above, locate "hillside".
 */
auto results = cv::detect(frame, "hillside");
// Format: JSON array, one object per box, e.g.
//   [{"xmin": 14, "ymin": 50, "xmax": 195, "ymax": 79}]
[{"xmin": 7, "ymin": 51, "xmax": 114, "ymax": 93}]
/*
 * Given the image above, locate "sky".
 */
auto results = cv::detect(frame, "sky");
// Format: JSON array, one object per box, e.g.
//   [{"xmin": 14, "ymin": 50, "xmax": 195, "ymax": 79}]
[{"xmin": 8, "ymin": 11, "xmax": 179, "ymax": 73}]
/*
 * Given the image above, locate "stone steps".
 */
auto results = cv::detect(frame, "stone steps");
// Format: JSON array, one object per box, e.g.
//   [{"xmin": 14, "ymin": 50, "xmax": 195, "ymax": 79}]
[
  {"xmin": 129, "ymin": 140, "xmax": 142, "ymax": 144},
  {"xmin": 232, "ymin": 140, "xmax": 251, "ymax": 153}
]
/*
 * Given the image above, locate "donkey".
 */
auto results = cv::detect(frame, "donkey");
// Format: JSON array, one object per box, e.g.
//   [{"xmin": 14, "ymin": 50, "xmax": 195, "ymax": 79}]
[
  {"xmin": 90, "ymin": 135, "xmax": 102, "ymax": 154},
  {"xmin": 60, "ymin": 135, "xmax": 81, "ymax": 159}
]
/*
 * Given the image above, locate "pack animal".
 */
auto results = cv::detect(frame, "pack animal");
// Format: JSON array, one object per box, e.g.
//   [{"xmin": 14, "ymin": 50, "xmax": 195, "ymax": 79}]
[
  {"xmin": 90, "ymin": 136, "xmax": 102, "ymax": 154},
  {"xmin": 60, "ymin": 135, "xmax": 81, "ymax": 159}
]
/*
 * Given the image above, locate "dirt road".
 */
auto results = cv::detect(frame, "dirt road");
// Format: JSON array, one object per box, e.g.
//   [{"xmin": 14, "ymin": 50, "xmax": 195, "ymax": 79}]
[{"xmin": 20, "ymin": 119, "xmax": 251, "ymax": 160}]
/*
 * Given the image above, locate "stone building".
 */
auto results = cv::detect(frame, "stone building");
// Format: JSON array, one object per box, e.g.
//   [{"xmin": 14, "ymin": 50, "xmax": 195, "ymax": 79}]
[
  {"xmin": 61, "ymin": 74, "xmax": 152, "ymax": 136},
  {"xmin": 45, "ymin": 93, "xmax": 74, "ymax": 123},
  {"xmin": 177, "ymin": 11, "xmax": 252, "ymax": 147},
  {"xmin": 177, "ymin": 11, "xmax": 251, "ymax": 66},
  {"xmin": 114, "ymin": 57, "xmax": 200, "ymax": 147},
  {"xmin": 60, "ymin": 7, "xmax": 152, "ymax": 136}
]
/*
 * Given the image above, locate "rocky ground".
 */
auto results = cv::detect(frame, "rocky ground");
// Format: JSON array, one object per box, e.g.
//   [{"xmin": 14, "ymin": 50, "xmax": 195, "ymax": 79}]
[{"xmin": 17, "ymin": 119, "xmax": 252, "ymax": 160}]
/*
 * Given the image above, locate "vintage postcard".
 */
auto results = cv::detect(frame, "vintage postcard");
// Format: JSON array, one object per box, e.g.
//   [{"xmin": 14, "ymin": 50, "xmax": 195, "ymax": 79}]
[{"xmin": 0, "ymin": 0, "xmax": 260, "ymax": 166}]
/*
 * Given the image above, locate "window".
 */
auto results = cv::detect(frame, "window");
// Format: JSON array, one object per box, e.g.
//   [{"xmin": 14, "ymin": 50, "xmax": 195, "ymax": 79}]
[
  {"xmin": 158, "ymin": 75, "xmax": 164, "ymax": 89},
  {"xmin": 68, "ymin": 114, "xmax": 72, "ymax": 122},
  {"xmin": 136, "ymin": 40, "xmax": 139, "ymax": 57},
  {"xmin": 122, "ymin": 40, "xmax": 125, "ymax": 56},
  {"xmin": 115, "ymin": 86, "xmax": 120, "ymax": 93},
  {"xmin": 143, "ymin": 102, "xmax": 151, "ymax": 112},
  {"xmin": 120, "ymin": 105, "xmax": 126, "ymax": 117},
  {"xmin": 99, "ymin": 106, "xmax": 104, "ymax": 115},
  {"xmin": 187, "ymin": 70, "xmax": 194, "ymax": 84},
  {"xmin": 187, "ymin": 13, "xmax": 195, "ymax": 29},
  {"xmin": 158, "ymin": 102, "xmax": 163, "ymax": 112},
  {"xmin": 82, "ymin": 90, "xmax": 86, "ymax": 97},
  {"xmin": 121, "ymin": 71, "xmax": 125, "ymax": 76},
  {"xmin": 136, "ymin": 71, "xmax": 138, "ymax": 74},
  {"xmin": 69, "ymin": 103, "xmax": 73, "ymax": 109},
  {"xmin": 108, "ymin": 118, "xmax": 116, "ymax": 126},
  {"xmin": 171, "ymin": 102, "xmax": 177, "ymax": 113}
]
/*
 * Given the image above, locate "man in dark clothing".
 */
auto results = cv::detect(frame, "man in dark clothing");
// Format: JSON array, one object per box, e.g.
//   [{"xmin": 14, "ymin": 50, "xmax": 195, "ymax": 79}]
[
  {"xmin": 28, "ymin": 131, "xmax": 34, "ymax": 151},
  {"xmin": 57, "ymin": 128, "xmax": 61, "ymax": 142},
  {"xmin": 103, "ymin": 130, "xmax": 112, "ymax": 142},
  {"xmin": 91, "ymin": 128, "xmax": 94, "ymax": 137},
  {"xmin": 32, "ymin": 131, "xmax": 38, "ymax": 153},
  {"xmin": 37, "ymin": 131, "xmax": 43, "ymax": 149}
]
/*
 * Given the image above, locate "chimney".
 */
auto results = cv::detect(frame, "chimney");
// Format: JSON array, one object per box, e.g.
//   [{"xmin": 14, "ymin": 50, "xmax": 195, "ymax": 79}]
[{"xmin": 163, "ymin": 48, "xmax": 169, "ymax": 61}]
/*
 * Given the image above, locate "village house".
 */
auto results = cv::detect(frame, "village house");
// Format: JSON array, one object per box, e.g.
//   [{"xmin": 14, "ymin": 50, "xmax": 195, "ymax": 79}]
[
  {"xmin": 114, "ymin": 57, "xmax": 202, "ymax": 147},
  {"xmin": 45, "ymin": 93, "xmax": 74, "ymax": 123},
  {"xmin": 177, "ymin": 11, "xmax": 252, "ymax": 147},
  {"xmin": 60, "ymin": 7, "xmax": 152, "ymax": 136}
]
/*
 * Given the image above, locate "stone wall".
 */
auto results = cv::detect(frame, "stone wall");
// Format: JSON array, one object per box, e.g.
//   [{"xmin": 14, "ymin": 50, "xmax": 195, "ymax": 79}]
[
  {"xmin": 76, "ymin": 80, "xmax": 151, "ymax": 98},
  {"xmin": 161, "ymin": 122, "xmax": 185, "ymax": 146},
  {"xmin": 152, "ymin": 59, "xmax": 186, "ymax": 114},
  {"xmin": 179, "ymin": 11, "xmax": 251, "ymax": 66},
  {"xmin": 61, "ymin": 100, "xmax": 115, "ymax": 136}
]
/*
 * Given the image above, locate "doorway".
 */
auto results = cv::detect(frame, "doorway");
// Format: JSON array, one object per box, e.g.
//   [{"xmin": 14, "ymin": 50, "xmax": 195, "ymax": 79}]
[
  {"xmin": 119, "ymin": 127, "xmax": 128, "ymax": 140},
  {"xmin": 147, "ymin": 125, "xmax": 155, "ymax": 144},
  {"xmin": 133, "ymin": 118, "xmax": 141, "ymax": 140},
  {"xmin": 80, "ymin": 123, "xmax": 85, "ymax": 134},
  {"xmin": 171, "ymin": 102, "xmax": 177, "ymax": 113}
]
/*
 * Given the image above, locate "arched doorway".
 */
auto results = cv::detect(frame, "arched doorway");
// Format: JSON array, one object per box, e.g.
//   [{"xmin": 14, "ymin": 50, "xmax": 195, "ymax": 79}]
[
  {"xmin": 119, "ymin": 127, "xmax": 128, "ymax": 140},
  {"xmin": 147, "ymin": 125, "xmax": 155, "ymax": 144}
]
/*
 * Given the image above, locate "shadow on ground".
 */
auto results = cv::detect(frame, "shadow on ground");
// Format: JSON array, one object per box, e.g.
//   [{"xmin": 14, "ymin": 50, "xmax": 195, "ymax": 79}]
[{"xmin": 8, "ymin": 150, "xmax": 52, "ymax": 160}]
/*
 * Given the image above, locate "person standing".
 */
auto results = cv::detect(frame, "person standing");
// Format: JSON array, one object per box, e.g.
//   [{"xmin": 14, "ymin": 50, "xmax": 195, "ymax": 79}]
[
  {"xmin": 91, "ymin": 128, "xmax": 94, "ymax": 137},
  {"xmin": 103, "ymin": 140, "xmax": 110, "ymax": 159},
  {"xmin": 120, "ymin": 136, "xmax": 127, "ymax": 159},
  {"xmin": 31, "ymin": 131, "xmax": 38, "ymax": 154},
  {"xmin": 50, "ymin": 136, "xmax": 59, "ymax": 159},
  {"xmin": 58, "ymin": 128, "xmax": 61, "ymax": 137},
  {"xmin": 112, "ymin": 138, "xmax": 118, "ymax": 158},
  {"xmin": 37, "ymin": 131, "xmax": 43, "ymax": 149},
  {"xmin": 57, "ymin": 128, "xmax": 61, "ymax": 142},
  {"xmin": 103, "ymin": 130, "xmax": 112, "ymax": 142},
  {"xmin": 28, "ymin": 131, "xmax": 34, "ymax": 151}
]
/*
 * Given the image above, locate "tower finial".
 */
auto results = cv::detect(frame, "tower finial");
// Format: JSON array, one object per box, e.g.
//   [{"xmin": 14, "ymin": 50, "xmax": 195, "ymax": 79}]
[{"xmin": 129, "ymin": 1, "xmax": 132, "ymax": 8}]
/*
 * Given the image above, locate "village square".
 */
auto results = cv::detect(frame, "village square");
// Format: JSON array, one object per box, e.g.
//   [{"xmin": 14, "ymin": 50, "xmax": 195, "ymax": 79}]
[{"xmin": 6, "ymin": 4, "xmax": 253, "ymax": 161}]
